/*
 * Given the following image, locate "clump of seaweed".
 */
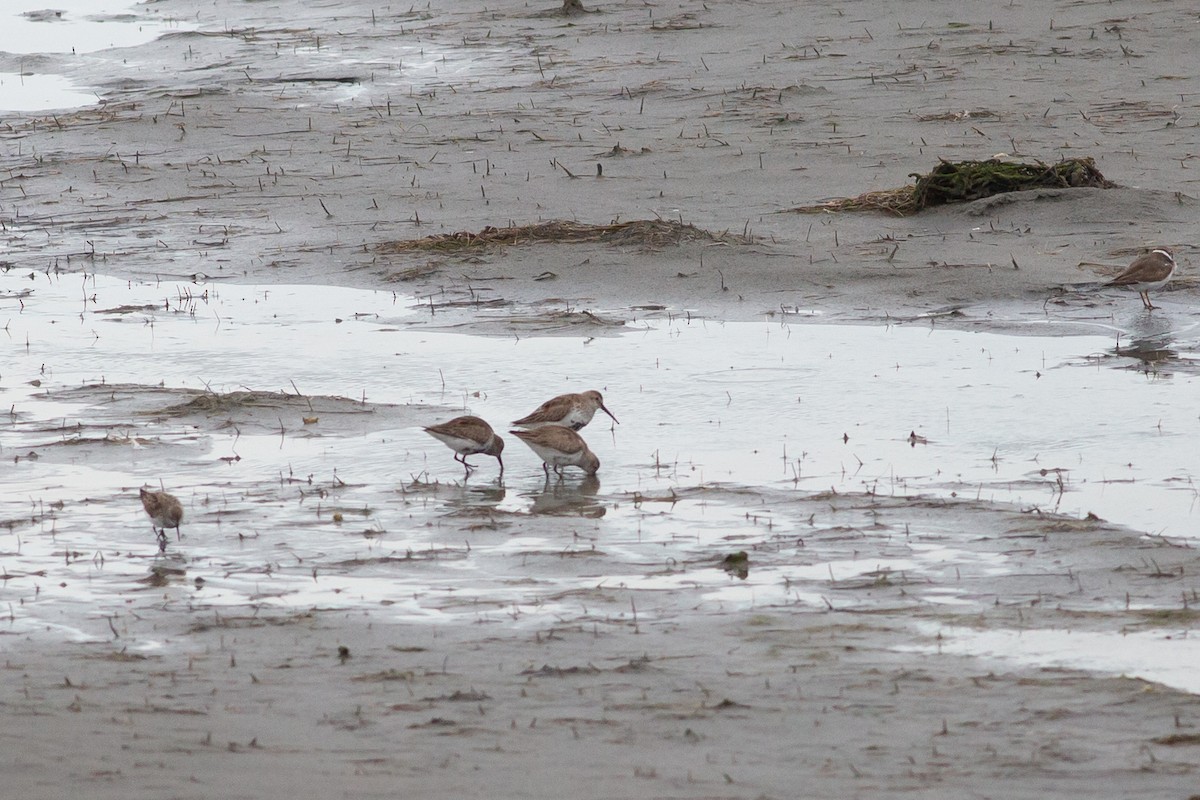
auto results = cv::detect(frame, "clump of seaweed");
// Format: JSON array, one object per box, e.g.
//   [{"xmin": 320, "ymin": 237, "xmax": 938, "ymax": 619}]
[
  {"xmin": 378, "ymin": 219, "xmax": 746, "ymax": 253},
  {"xmin": 791, "ymin": 157, "xmax": 1114, "ymax": 216}
]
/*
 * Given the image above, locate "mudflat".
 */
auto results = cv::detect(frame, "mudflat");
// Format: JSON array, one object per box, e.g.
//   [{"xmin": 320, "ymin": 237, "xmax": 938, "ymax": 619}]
[{"xmin": 2, "ymin": 1, "xmax": 1199, "ymax": 798}]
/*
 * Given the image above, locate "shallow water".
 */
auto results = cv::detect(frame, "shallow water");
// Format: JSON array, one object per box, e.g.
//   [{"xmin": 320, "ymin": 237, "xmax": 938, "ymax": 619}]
[
  {"xmin": 900, "ymin": 622, "xmax": 1200, "ymax": 695},
  {"xmin": 0, "ymin": 0, "xmax": 188, "ymax": 111},
  {"xmin": 2, "ymin": 271, "xmax": 1198, "ymax": 690},
  {"xmin": 0, "ymin": 72, "xmax": 98, "ymax": 113},
  {"xmin": 0, "ymin": 1, "xmax": 177, "ymax": 56}
]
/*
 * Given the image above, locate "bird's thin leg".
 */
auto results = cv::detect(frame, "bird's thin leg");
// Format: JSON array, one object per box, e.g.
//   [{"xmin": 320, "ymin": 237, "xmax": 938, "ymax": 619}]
[{"xmin": 542, "ymin": 462, "xmax": 550, "ymax": 478}]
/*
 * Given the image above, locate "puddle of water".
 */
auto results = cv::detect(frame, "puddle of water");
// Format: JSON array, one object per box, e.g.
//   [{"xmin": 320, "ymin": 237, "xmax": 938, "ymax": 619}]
[
  {"xmin": 0, "ymin": 1, "xmax": 177, "ymax": 55},
  {"xmin": 901, "ymin": 623, "xmax": 1200, "ymax": 695},
  {"xmin": 0, "ymin": 1, "xmax": 188, "ymax": 111},
  {"xmin": 2, "ymin": 273, "xmax": 1198, "ymax": 676},
  {"xmin": 5, "ymin": 272, "xmax": 1198, "ymax": 530},
  {"xmin": 0, "ymin": 72, "xmax": 98, "ymax": 112}
]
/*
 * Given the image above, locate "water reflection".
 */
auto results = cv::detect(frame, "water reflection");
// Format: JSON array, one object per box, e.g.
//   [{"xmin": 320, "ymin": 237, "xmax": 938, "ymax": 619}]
[
  {"xmin": 436, "ymin": 480, "xmax": 507, "ymax": 517},
  {"xmin": 1114, "ymin": 314, "xmax": 1179, "ymax": 374},
  {"xmin": 528, "ymin": 474, "xmax": 604, "ymax": 517},
  {"xmin": 464, "ymin": 483, "xmax": 507, "ymax": 503},
  {"xmin": 5, "ymin": 272, "xmax": 1200, "ymax": 646},
  {"xmin": 143, "ymin": 559, "xmax": 187, "ymax": 587},
  {"xmin": 1116, "ymin": 336, "xmax": 1178, "ymax": 371}
]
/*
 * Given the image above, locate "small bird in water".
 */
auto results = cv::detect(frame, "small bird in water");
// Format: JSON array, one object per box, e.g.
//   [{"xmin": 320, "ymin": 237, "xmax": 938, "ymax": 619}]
[
  {"xmin": 511, "ymin": 426, "xmax": 600, "ymax": 477},
  {"xmin": 140, "ymin": 486, "xmax": 183, "ymax": 548},
  {"xmin": 1106, "ymin": 247, "xmax": 1176, "ymax": 310},
  {"xmin": 423, "ymin": 415, "xmax": 505, "ymax": 476},
  {"xmin": 512, "ymin": 390, "xmax": 618, "ymax": 431}
]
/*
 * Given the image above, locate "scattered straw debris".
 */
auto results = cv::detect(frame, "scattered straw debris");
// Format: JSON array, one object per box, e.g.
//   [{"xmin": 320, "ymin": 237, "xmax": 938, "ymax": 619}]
[
  {"xmin": 916, "ymin": 108, "xmax": 998, "ymax": 122},
  {"xmin": 790, "ymin": 157, "xmax": 1114, "ymax": 216},
  {"xmin": 156, "ymin": 390, "xmax": 301, "ymax": 416},
  {"xmin": 512, "ymin": 309, "xmax": 625, "ymax": 328},
  {"xmin": 378, "ymin": 219, "xmax": 746, "ymax": 253},
  {"xmin": 792, "ymin": 187, "xmax": 919, "ymax": 217}
]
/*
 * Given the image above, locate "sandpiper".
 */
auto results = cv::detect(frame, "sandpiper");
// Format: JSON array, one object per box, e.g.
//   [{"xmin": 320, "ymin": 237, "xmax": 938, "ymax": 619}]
[
  {"xmin": 511, "ymin": 390, "xmax": 618, "ymax": 431},
  {"xmin": 1106, "ymin": 247, "xmax": 1176, "ymax": 310},
  {"xmin": 140, "ymin": 486, "xmax": 183, "ymax": 546},
  {"xmin": 423, "ymin": 415, "xmax": 505, "ymax": 476},
  {"xmin": 511, "ymin": 426, "xmax": 600, "ymax": 477}
]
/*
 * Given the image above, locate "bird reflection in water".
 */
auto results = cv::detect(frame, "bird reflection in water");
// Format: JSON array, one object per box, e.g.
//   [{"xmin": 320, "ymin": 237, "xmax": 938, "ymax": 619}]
[
  {"xmin": 529, "ymin": 474, "xmax": 603, "ymax": 517},
  {"xmin": 1113, "ymin": 314, "xmax": 1182, "ymax": 375},
  {"xmin": 1118, "ymin": 337, "xmax": 1178, "ymax": 368}
]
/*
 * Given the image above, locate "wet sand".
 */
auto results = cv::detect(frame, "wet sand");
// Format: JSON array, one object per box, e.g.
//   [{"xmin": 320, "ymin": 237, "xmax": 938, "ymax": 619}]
[
  {"xmin": 6, "ymin": 483, "xmax": 1200, "ymax": 799},
  {"xmin": 3, "ymin": 0, "xmax": 1200, "ymax": 797},
  {"xmin": 3, "ymin": 0, "xmax": 1197, "ymax": 323}
]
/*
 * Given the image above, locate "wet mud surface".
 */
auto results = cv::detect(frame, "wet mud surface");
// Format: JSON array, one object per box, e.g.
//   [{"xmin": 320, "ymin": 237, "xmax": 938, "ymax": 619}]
[{"xmin": 3, "ymin": 1, "xmax": 1200, "ymax": 798}]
